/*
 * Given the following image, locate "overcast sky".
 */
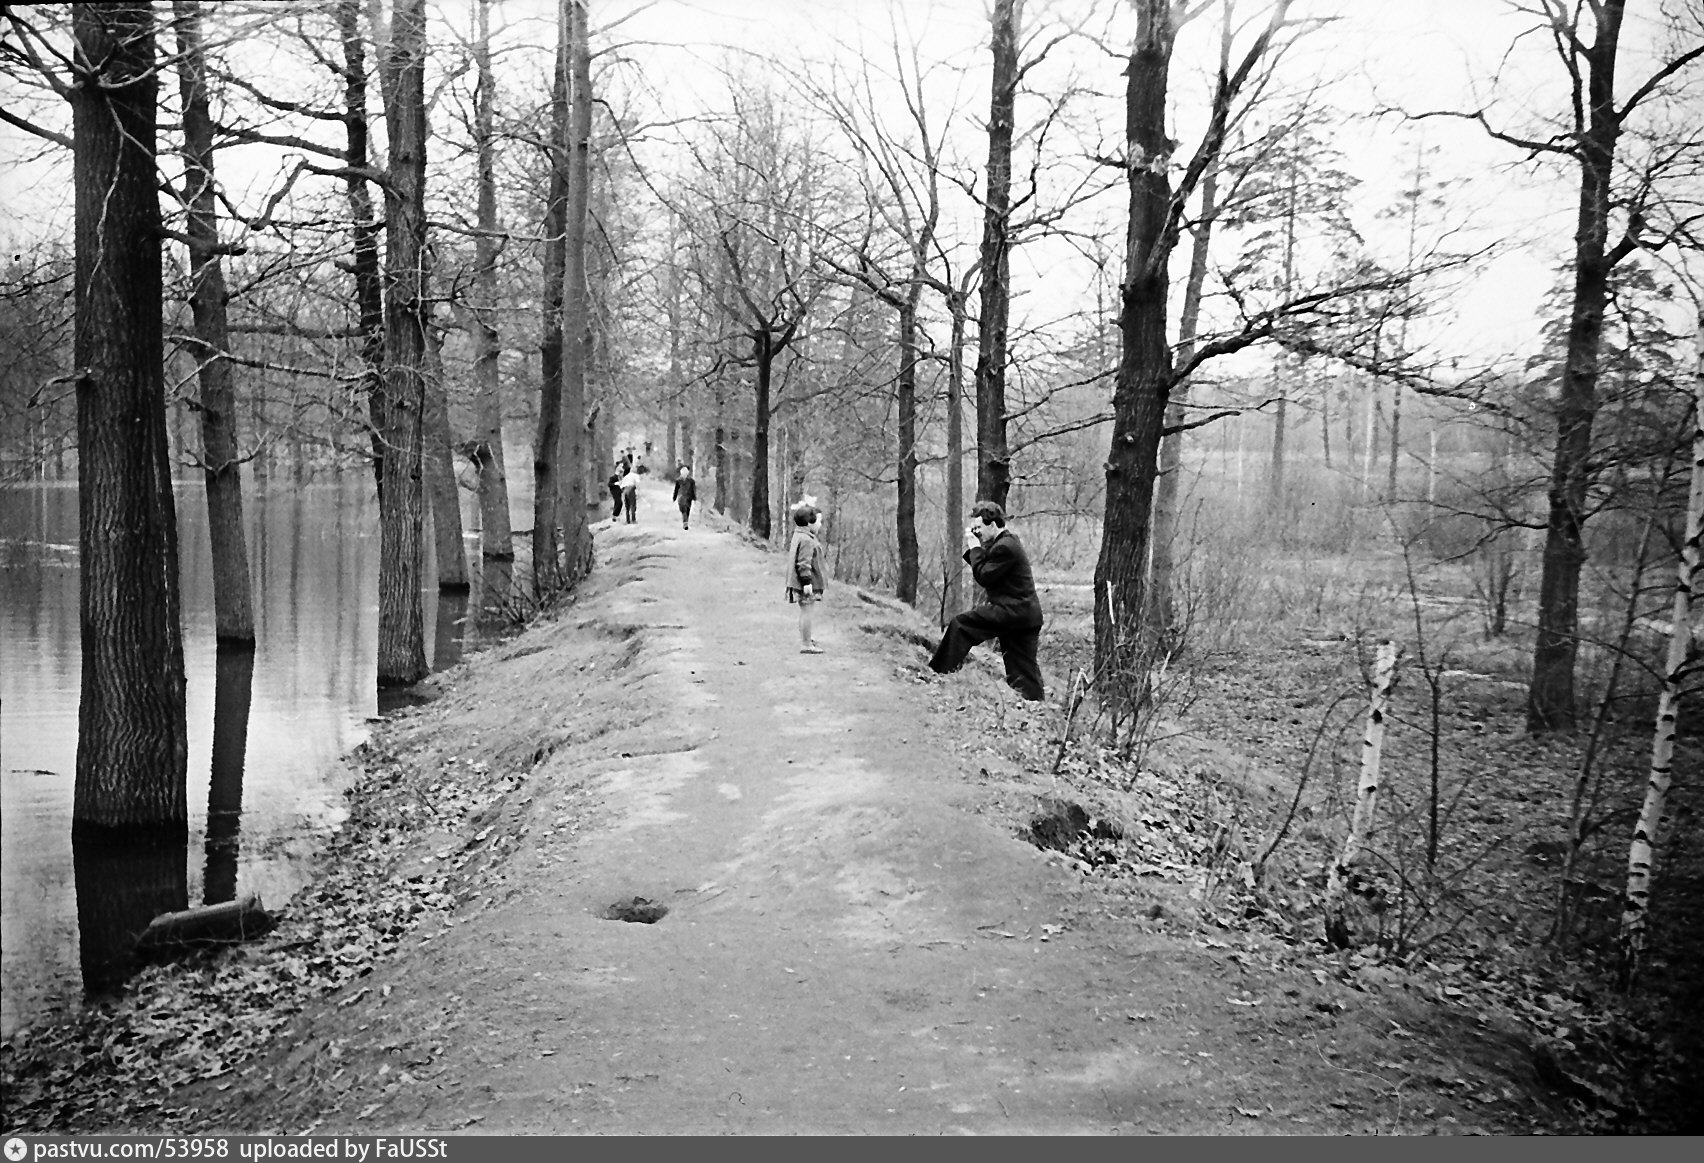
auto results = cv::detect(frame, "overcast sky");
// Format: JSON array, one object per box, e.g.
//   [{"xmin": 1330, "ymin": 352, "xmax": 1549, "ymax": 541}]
[{"xmin": 2, "ymin": 0, "xmax": 1696, "ymax": 371}]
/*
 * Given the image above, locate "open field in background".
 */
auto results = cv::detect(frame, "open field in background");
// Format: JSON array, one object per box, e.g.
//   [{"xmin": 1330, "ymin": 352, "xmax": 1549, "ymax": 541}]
[{"xmin": 815, "ymin": 435, "xmax": 1701, "ymax": 1129}]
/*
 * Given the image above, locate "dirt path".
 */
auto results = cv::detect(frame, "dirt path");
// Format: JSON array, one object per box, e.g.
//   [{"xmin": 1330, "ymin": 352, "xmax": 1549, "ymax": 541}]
[{"xmin": 177, "ymin": 481, "xmax": 1547, "ymax": 1135}]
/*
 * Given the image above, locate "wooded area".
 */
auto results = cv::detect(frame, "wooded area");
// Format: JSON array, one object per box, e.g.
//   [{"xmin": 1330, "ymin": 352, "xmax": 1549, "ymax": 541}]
[{"xmin": 0, "ymin": 0, "xmax": 1699, "ymax": 1037}]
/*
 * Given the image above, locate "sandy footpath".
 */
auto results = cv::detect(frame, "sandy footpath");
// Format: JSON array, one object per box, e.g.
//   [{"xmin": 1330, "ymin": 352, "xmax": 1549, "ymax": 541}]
[{"xmin": 175, "ymin": 480, "xmax": 1543, "ymax": 1135}]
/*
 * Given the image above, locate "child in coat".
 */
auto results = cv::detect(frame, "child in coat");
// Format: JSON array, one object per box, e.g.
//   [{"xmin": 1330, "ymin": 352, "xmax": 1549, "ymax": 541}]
[{"xmin": 784, "ymin": 503, "xmax": 827, "ymax": 653}]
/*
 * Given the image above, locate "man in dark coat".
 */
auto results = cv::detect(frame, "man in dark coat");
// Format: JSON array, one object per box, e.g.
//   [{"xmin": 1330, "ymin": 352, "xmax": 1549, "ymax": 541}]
[{"xmin": 928, "ymin": 500, "xmax": 1045, "ymax": 701}]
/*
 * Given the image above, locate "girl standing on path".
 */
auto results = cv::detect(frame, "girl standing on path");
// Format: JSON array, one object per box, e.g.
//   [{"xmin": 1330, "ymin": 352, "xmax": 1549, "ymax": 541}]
[{"xmin": 784, "ymin": 503, "xmax": 827, "ymax": 654}]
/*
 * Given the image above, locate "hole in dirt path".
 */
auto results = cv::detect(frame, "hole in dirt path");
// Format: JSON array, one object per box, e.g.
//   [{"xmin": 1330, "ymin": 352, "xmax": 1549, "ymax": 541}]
[
  {"xmin": 601, "ymin": 896, "xmax": 668, "ymax": 924},
  {"xmin": 1027, "ymin": 796, "xmax": 1125, "ymax": 869}
]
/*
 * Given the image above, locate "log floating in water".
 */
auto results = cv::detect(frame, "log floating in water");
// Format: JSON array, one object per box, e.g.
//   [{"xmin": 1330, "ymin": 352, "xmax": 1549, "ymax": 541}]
[{"xmin": 137, "ymin": 894, "xmax": 274, "ymax": 952}]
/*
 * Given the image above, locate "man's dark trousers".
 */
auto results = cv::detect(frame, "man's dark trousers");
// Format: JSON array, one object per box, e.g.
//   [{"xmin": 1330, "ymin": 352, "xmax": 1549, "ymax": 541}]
[{"xmin": 929, "ymin": 610, "xmax": 1044, "ymax": 700}]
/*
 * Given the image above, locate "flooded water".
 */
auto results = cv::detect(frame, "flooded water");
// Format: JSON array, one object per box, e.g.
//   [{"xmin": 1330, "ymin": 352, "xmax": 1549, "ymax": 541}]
[{"xmin": 0, "ymin": 475, "xmax": 479, "ymax": 1038}]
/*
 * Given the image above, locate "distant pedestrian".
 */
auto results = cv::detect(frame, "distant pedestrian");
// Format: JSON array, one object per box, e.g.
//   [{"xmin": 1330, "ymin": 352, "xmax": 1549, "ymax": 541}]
[
  {"xmin": 607, "ymin": 466, "xmax": 623, "ymax": 521},
  {"xmin": 620, "ymin": 465, "xmax": 641, "ymax": 524},
  {"xmin": 672, "ymin": 464, "xmax": 697, "ymax": 530},
  {"xmin": 784, "ymin": 503, "xmax": 827, "ymax": 654},
  {"xmin": 928, "ymin": 500, "xmax": 1045, "ymax": 700}
]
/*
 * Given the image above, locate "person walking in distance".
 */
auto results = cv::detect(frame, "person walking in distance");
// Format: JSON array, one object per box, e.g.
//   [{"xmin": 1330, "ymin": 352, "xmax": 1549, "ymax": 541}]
[
  {"xmin": 672, "ymin": 464, "xmax": 697, "ymax": 530},
  {"xmin": 784, "ymin": 503, "xmax": 827, "ymax": 654},
  {"xmin": 928, "ymin": 500, "xmax": 1045, "ymax": 700},
  {"xmin": 619, "ymin": 463, "xmax": 641, "ymax": 524},
  {"xmin": 607, "ymin": 464, "xmax": 623, "ymax": 522}
]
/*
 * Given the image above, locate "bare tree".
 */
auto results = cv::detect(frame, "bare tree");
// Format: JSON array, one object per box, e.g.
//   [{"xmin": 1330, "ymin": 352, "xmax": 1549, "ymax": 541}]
[
  {"xmin": 373, "ymin": 0, "xmax": 431, "ymax": 686},
  {"xmin": 1413, "ymin": 1, "xmax": 1703, "ymax": 729},
  {"xmin": 69, "ymin": 1, "xmax": 189, "ymax": 837},
  {"xmin": 173, "ymin": 0, "xmax": 255, "ymax": 644}
]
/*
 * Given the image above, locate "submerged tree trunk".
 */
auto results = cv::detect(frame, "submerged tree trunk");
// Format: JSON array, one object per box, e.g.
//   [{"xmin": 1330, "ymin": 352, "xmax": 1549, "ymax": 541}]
[
  {"xmin": 174, "ymin": 0, "xmax": 254, "ymax": 646},
  {"xmin": 71, "ymin": 0, "xmax": 189, "ymax": 840},
  {"xmin": 973, "ymin": 0, "xmax": 1019, "ymax": 509},
  {"xmin": 374, "ymin": 0, "xmax": 431, "ymax": 686}
]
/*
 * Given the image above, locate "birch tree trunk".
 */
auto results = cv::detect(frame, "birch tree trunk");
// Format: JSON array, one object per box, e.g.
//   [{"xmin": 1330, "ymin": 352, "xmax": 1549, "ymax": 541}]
[
  {"xmin": 1324, "ymin": 639, "xmax": 1400, "ymax": 948},
  {"xmin": 1619, "ymin": 307, "xmax": 1704, "ymax": 987},
  {"xmin": 174, "ymin": 0, "xmax": 254, "ymax": 645},
  {"xmin": 71, "ymin": 0, "xmax": 189, "ymax": 840},
  {"xmin": 374, "ymin": 0, "xmax": 430, "ymax": 686}
]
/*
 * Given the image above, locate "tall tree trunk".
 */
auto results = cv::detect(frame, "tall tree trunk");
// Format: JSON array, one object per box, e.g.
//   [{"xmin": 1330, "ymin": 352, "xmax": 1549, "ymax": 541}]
[
  {"xmin": 1150, "ymin": 6, "xmax": 1229, "ymax": 638},
  {"xmin": 1095, "ymin": 0, "xmax": 1289, "ymax": 709},
  {"xmin": 1267, "ymin": 159, "xmax": 1298, "ymax": 500},
  {"xmin": 469, "ymin": 0, "xmax": 512, "ymax": 565},
  {"xmin": 944, "ymin": 288, "xmax": 968, "ymax": 618},
  {"xmin": 71, "ymin": 0, "xmax": 189, "ymax": 840},
  {"xmin": 174, "ymin": 0, "xmax": 254, "ymax": 646},
  {"xmin": 1619, "ymin": 305, "xmax": 1704, "ymax": 987},
  {"xmin": 750, "ymin": 332, "xmax": 774, "ymax": 540},
  {"xmin": 1528, "ymin": 1, "xmax": 1627, "ymax": 731},
  {"xmin": 974, "ymin": 0, "xmax": 1020, "ymax": 509},
  {"xmin": 896, "ymin": 297, "xmax": 920, "ymax": 603},
  {"xmin": 423, "ymin": 317, "xmax": 467, "ymax": 589},
  {"xmin": 533, "ymin": 11, "xmax": 568, "ymax": 594},
  {"xmin": 374, "ymin": 0, "xmax": 430, "ymax": 686},
  {"xmin": 338, "ymin": 0, "xmax": 385, "ymax": 500},
  {"xmin": 557, "ymin": 0, "xmax": 593, "ymax": 580},
  {"xmin": 1093, "ymin": 3, "xmax": 1177, "ymax": 707}
]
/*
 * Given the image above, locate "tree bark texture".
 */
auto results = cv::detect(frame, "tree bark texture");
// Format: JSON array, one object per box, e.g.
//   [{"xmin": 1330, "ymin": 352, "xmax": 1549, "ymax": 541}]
[
  {"xmin": 1092, "ymin": 2, "xmax": 1176, "ymax": 704},
  {"xmin": 374, "ymin": 0, "xmax": 430, "ymax": 686},
  {"xmin": 203, "ymin": 643, "xmax": 254, "ymax": 905},
  {"xmin": 1151, "ymin": 28, "xmax": 1226, "ymax": 641},
  {"xmin": 1619, "ymin": 306, "xmax": 1703, "ymax": 987},
  {"xmin": 973, "ymin": 0, "xmax": 1020, "ymax": 510},
  {"xmin": 470, "ymin": 0, "xmax": 513, "ymax": 564},
  {"xmin": 895, "ymin": 297, "xmax": 920, "ymax": 604},
  {"xmin": 1527, "ymin": 0, "xmax": 1627, "ymax": 731},
  {"xmin": 557, "ymin": 0, "xmax": 593, "ymax": 581},
  {"xmin": 423, "ymin": 318, "xmax": 468, "ymax": 589},
  {"xmin": 338, "ymin": 0, "xmax": 386, "ymax": 500},
  {"xmin": 71, "ymin": 1, "xmax": 190, "ymax": 840},
  {"xmin": 532, "ymin": 13, "xmax": 569, "ymax": 594},
  {"xmin": 944, "ymin": 289, "xmax": 968, "ymax": 619},
  {"xmin": 174, "ymin": 0, "xmax": 254, "ymax": 645},
  {"xmin": 750, "ymin": 331, "xmax": 774, "ymax": 541}
]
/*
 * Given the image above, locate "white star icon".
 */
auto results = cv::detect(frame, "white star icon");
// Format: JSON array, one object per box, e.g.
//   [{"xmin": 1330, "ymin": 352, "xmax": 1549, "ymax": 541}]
[{"xmin": 4, "ymin": 1138, "xmax": 27, "ymax": 1162}]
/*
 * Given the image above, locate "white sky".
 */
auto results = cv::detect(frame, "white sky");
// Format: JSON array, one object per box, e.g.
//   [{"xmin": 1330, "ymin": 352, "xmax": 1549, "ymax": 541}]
[{"xmin": 2, "ymin": 0, "xmax": 1697, "ymax": 372}]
